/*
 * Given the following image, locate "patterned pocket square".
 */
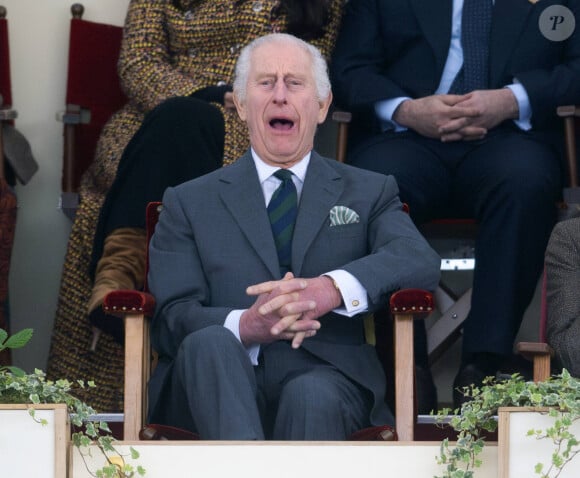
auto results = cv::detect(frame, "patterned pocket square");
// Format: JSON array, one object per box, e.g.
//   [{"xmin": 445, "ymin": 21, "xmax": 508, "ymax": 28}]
[{"xmin": 329, "ymin": 205, "xmax": 360, "ymax": 226}]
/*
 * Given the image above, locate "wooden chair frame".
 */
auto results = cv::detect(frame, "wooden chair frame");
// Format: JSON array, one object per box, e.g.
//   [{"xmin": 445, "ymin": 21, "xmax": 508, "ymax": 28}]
[
  {"xmin": 516, "ymin": 105, "xmax": 580, "ymax": 383},
  {"xmin": 334, "ymin": 104, "xmax": 580, "ymax": 377},
  {"xmin": 105, "ymin": 278, "xmax": 434, "ymax": 442}
]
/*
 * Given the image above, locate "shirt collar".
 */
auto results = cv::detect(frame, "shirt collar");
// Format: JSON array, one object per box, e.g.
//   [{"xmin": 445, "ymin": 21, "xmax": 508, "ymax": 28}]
[{"xmin": 251, "ymin": 148, "xmax": 310, "ymax": 185}]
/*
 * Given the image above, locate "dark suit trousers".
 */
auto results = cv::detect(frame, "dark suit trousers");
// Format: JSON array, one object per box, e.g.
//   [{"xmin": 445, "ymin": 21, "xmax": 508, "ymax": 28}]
[
  {"xmin": 349, "ymin": 126, "xmax": 562, "ymax": 358},
  {"xmin": 153, "ymin": 326, "xmax": 373, "ymax": 440}
]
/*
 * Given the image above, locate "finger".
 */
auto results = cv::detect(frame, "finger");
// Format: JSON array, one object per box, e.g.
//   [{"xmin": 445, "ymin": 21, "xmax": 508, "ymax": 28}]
[
  {"xmin": 291, "ymin": 331, "xmax": 307, "ymax": 349},
  {"xmin": 440, "ymin": 93, "xmax": 472, "ymax": 105},
  {"xmin": 440, "ymin": 132, "xmax": 463, "ymax": 143},
  {"xmin": 270, "ymin": 313, "xmax": 301, "ymax": 336},
  {"xmin": 458, "ymin": 126, "xmax": 487, "ymax": 141},
  {"xmin": 247, "ymin": 277, "xmax": 306, "ymax": 296},
  {"xmin": 441, "ymin": 126, "xmax": 487, "ymax": 143},
  {"xmin": 271, "ymin": 314, "xmax": 320, "ymax": 336},
  {"xmin": 258, "ymin": 292, "xmax": 304, "ymax": 315},
  {"xmin": 291, "ymin": 329, "xmax": 319, "ymax": 348},
  {"xmin": 275, "ymin": 299, "xmax": 318, "ymax": 317},
  {"xmin": 438, "ymin": 117, "xmax": 470, "ymax": 135}
]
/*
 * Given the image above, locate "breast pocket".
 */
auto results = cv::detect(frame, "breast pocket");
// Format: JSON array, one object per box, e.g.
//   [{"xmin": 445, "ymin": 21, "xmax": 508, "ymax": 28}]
[{"xmin": 327, "ymin": 222, "xmax": 365, "ymax": 240}]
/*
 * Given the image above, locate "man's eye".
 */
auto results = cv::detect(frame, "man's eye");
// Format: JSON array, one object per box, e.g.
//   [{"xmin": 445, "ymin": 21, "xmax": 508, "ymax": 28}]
[{"xmin": 288, "ymin": 80, "xmax": 302, "ymax": 86}]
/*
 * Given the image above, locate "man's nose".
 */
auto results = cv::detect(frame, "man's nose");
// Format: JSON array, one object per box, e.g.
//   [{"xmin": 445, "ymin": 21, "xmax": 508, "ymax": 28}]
[{"xmin": 272, "ymin": 80, "xmax": 288, "ymax": 104}]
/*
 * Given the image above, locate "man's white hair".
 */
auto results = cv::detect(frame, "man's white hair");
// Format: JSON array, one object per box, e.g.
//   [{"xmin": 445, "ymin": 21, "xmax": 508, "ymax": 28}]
[{"xmin": 233, "ymin": 33, "xmax": 331, "ymax": 103}]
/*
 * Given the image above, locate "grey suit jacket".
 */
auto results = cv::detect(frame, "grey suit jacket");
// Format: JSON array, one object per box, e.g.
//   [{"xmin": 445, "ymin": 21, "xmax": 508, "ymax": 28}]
[
  {"xmin": 546, "ymin": 217, "xmax": 580, "ymax": 377},
  {"xmin": 147, "ymin": 151, "xmax": 441, "ymax": 424}
]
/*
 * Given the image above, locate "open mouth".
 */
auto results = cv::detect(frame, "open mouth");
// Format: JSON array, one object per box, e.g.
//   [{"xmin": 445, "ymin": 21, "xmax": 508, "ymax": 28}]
[{"xmin": 269, "ymin": 117, "xmax": 295, "ymax": 130}]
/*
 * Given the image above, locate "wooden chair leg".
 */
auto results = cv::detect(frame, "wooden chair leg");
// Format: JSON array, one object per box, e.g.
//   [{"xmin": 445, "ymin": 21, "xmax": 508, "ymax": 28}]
[
  {"xmin": 123, "ymin": 313, "xmax": 148, "ymax": 441},
  {"xmin": 394, "ymin": 313, "xmax": 415, "ymax": 441},
  {"xmin": 516, "ymin": 342, "xmax": 553, "ymax": 383}
]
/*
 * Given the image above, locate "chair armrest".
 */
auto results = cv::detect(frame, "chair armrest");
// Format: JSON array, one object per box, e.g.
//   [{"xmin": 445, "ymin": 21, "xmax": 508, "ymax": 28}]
[
  {"xmin": 557, "ymin": 104, "xmax": 579, "ymax": 189},
  {"xmin": 104, "ymin": 289, "xmax": 155, "ymax": 441},
  {"xmin": 0, "ymin": 94, "xmax": 17, "ymax": 126},
  {"xmin": 556, "ymin": 104, "xmax": 580, "ymax": 118},
  {"xmin": 103, "ymin": 289, "xmax": 156, "ymax": 317},
  {"xmin": 0, "ymin": 107, "xmax": 16, "ymax": 121},
  {"xmin": 331, "ymin": 109, "xmax": 352, "ymax": 164},
  {"xmin": 388, "ymin": 288, "xmax": 434, "ymax": 441},
  {"xmin": 55, "ymin": 104, "xmax": 91, "ymax": 124},
  {"xmin": 389, "ymin": 288, "xmax": 434, "ymax": 318},
  {"xmin": 516, "ymin": 341, "xmax": 553, "ymax": 383}
]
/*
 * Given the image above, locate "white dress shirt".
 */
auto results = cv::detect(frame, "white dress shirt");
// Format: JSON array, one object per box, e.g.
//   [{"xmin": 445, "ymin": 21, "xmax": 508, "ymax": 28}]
[
  {"xmin": 374, "ymin": 0, "xmax": 531, "ymax": 132},
  {"xmin": 223, "ymin": 149, "xmax": 369, "ymax": 364}
]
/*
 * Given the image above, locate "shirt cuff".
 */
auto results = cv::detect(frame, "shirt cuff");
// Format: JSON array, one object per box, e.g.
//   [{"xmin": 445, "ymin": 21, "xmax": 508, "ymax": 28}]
[
  {"xmin": 323, "ymin": 270, "xmax": 368, "ymax": 317},
  {"xmin": 374, "ymin": 97, "xmax": 411, "ymax": 132},
  {"xmin": 505, "ymin": 83, "xmax": 532, "ymax": 131},
  {"xmin": 224, "ymin": 310, "xmax": 261, "ymax": 365}
]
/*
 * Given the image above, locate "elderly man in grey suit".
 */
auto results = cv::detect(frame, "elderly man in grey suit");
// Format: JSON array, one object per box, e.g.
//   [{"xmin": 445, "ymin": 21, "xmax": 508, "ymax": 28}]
[
  {"xmin": 546, "ymin": 217, "xmax": 580, "ymax": 378},
  {"xmin": 146, "ymin": 33, "xmax": 441, "ymax": 440}
]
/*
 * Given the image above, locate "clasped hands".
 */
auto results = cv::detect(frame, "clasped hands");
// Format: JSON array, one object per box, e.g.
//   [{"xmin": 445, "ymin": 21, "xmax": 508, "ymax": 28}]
[
  {"xmin": 394, "ymin": 88, "xmax": 519, "ymax": 142},
  {"xmin": 239, "ymin": 272, "xmax": 342, "ymax": 350}
]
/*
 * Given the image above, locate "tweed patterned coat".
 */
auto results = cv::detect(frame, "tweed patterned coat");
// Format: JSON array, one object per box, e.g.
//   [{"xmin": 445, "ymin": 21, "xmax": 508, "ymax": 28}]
[
  {"xmin": 545, "ymin": 216, "xmax": 580, "ymax": 378},
  {"xmin": 48, "ymin": 0, "xmax": 344, "ymax": 412}
]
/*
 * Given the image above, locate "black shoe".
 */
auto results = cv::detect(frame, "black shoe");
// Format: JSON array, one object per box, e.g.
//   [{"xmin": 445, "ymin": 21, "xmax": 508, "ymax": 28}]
[
  {"xmin": 88, "ymin": 307, "xmax": 124, "ymax": 344},
  {"xmin": 416, "ymin": 365, "xmax": 438, "ymax": 414},
  {"xmin": 452, "ymin": 353, "xmax": 504, "ymax": 409}
]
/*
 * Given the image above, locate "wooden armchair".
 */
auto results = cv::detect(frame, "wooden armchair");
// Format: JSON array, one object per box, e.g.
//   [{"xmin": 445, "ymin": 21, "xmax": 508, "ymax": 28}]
[
  {"xmin": 516, "ymin": 104, "xmax": 580, "ymax": 383},
  {"xmin": 334, "ymin": 103, "xmax": 580, "ymax": 374},
  {"xmin": 57, "ymin": 3, "xmax": 126, "ymax": 219},
  {"xmin": 104, "ymin": 198, "xmax": 435, "ymax": 442}
]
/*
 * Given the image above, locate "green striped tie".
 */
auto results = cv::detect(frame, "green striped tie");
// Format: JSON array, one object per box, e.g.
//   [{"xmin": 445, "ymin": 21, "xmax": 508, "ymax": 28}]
[{"xmin": 268, "ymin": 169, "xmax": 297, "ymax": 275}]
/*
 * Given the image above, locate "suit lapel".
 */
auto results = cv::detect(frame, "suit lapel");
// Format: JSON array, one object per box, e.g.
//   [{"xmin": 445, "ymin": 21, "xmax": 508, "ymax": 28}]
[
  {"xmin": 292, "ymin": 153, "xmax": 343, "ymax": 275},
  {"xmin": 410, "ymin": 0, "xmax": 453, "ymax": 76},
  {"xmin": 219, "ymin": 153, "xmax": 281, "ymax": 278},
  {"xmin": 219, "ymin": 152, "xmax": 344, "ymax": 278},
  {"xmin": 489, "ymin": 0, "xmax": 533, "ymax": 86}
]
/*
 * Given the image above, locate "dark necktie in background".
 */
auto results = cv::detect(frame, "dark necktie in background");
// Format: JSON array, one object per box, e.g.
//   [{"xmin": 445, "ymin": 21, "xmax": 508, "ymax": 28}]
[
  {"xmin": 448, "ymin": 0, "xmax": 493, "ymax": 94},
  {"xmin": 268, "ymin": 169, "xmax": 298, "ymax": 275}
]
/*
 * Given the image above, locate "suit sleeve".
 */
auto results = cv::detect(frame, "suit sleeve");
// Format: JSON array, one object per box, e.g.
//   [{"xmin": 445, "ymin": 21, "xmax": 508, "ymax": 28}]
[
  {"xmin": 545, "ymin": 218, "xmax": 580, "ymax": 377},
  {"xmin": 330, "ymin": 0, "xmax": 409, "ymax": 111},
  {"xmin": 514, "ymin": 2, "xmax": 580, "ymax": 130},
  {"xmin": 147, "ymin": 186, "xmax": 234, "ymax": 358},
  {"xmin": 341, "ymin": 175, "xmax": 441, "ymax": 311}
]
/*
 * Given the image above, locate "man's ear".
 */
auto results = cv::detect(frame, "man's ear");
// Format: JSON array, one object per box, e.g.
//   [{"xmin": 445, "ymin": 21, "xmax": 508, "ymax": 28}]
[
  {"xmin": 317, "ymin": 92, "xmax": 333, "ymax": 124},
  {"xmin": 233, "ymin": 92, "xmax": 246, "ymax": 121}
]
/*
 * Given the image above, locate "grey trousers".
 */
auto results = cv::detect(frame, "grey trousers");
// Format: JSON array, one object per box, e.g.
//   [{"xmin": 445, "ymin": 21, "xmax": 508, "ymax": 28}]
[{"xmin": 156, "ymin": 325, "xmax": 373, "ymax": 440}]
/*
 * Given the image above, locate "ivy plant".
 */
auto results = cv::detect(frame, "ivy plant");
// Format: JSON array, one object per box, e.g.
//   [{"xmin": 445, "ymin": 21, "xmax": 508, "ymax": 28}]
[
  {"xmin": 434, "ymin": 370, "xmax": 580, "ymax": 478},
  {"xmin": 0, "ymin": 328, "xmax": 145, "ymax": 478}
]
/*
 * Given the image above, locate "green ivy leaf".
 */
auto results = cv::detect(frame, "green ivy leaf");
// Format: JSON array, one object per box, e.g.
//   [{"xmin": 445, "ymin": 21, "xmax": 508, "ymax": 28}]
[
  {"xmin": 4, "ymin": 365, "xmax": 26, "ymax": 376},
  {"xmin": 0, "ymin": 328, "xmax": 8, "ymax": 347},
  {"xmin": 3, "ymin": 328, "xmax": 33, "ymax": 349}
]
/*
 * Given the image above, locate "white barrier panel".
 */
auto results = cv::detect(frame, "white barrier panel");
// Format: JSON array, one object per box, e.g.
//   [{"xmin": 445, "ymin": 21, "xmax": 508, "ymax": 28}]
[
  {"xmin": 0, "ymin": 404, "xmax": 68, "ymax": 478},
  {"xmin": 499, "ymin": 407, "xmax": 580, "ymax": 478},
  {"xmin": 71, "ymin": 441, "xmax": 499, "ymax": 478}
]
